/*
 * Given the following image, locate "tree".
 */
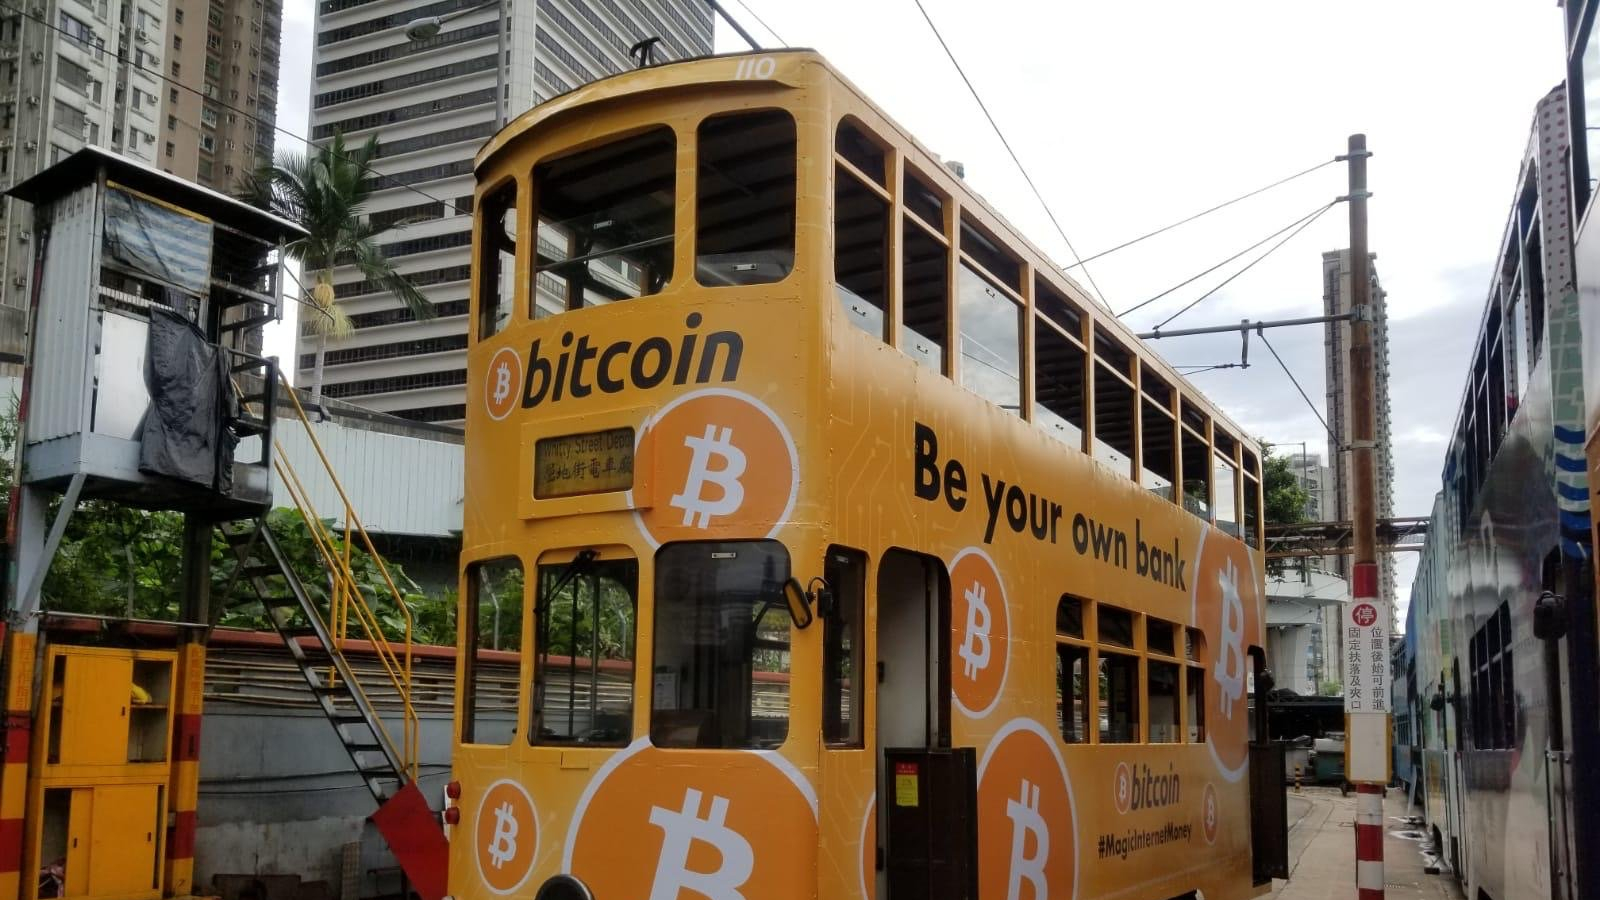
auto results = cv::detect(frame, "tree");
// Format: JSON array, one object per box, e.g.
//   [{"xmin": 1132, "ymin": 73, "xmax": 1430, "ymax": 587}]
[
  {"xmin": 1261, "ymin": 444, "xmax": 1311, "ymax": 578},
  {"xmin": 242, "ymin": 132, "xmax": 433, "ymax": 406}
]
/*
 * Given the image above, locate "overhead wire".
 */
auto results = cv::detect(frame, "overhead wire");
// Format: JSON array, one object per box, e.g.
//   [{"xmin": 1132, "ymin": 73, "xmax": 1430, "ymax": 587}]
[
  {"xmin": 725, "ymin": 0, "xmax": 788, "ymax": 46},
  {"xmin": 910, "ymin": 0, "xmax": 1110, "ymax": 311},
  {"xmin": 2, "ymin": 0, "xmax": 461, "ymax": 211},
  {"xmin": 1152, "ymin": 200, "xmax": 1339, "ymax": 332},
  {"xmin": 1070, "ymin": 157, "xmax": 1340, "ymax": 268},
  {"xmin": 1258, "ymin": 329, "xmax": 1336, "ymax": 444},
  {"xmin": 1117, "ymin": 200, "xmax": 1337, "ymax": 319}
]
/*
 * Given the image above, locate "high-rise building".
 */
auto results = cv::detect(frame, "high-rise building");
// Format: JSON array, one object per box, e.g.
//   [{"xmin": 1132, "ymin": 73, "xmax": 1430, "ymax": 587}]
[
  {"xmin": 1323, "ymin": 248, "xmax": 1396, "ymax": 627},
  {"xmin": 303, "ymin": 0, "xmax": 714, "ymax": 423},
  {"xmin": 0, "ymin": 0, "xmax": 283, "ymax": 360}
]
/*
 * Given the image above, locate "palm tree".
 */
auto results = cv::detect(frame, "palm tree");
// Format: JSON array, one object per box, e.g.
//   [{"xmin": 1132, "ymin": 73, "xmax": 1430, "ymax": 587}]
[{"xmin": 243, "ymin": 132, "xmax": 434, "ymax": 406}]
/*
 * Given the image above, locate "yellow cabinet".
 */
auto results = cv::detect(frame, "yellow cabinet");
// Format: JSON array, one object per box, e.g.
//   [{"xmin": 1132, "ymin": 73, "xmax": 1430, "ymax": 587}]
[{"xmin": 30, "ymin": 647, "xmax": 174, "ymax": 900}]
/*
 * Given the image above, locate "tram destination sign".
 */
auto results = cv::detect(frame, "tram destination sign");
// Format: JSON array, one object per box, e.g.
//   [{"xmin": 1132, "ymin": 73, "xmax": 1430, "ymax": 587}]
[
  {"xmin": 1342, "ymin": 599, "xmax": 1391, "ymax": 713},
  {"xmin": 535, "ymin": 427, "xmax": 635, "ymax": 498}
]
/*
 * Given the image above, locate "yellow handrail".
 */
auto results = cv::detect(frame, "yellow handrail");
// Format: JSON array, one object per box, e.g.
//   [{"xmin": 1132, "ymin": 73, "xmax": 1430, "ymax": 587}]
[{"xmin": 233, "ymin": 371, "xmax": 421, "ymax": 781}]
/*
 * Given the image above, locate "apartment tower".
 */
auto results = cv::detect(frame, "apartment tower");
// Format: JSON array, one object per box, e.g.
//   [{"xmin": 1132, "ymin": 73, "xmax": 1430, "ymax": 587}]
[{"xmin": 303, "ymin": 0, "xmax": 714, "ymax": 423}]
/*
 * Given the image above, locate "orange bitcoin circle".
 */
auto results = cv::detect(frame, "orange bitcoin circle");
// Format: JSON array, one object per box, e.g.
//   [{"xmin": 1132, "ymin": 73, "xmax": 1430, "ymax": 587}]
[
  {"xmin": 484, "ymin": 346, "xmax": 522, "ymax": 421},
  {"xmin": 565, "ymin": 739, "xmax": 817, "ymax": 899},
  {"xmin": 632, "ymin": 388, "xmax": 798, "ymax": 547},
  {"xmin": 977, "ymin": 718, "xmax": 1078, "ymax": 900},
  {"xmin": 1191, "ymin": 529, "xmax": 1261, "ymax": 780},
  {"xmin": 859, "ymin": 794, "xmax": 876, "ymax": 900},
  {"xmin": 949, "ymin": 547, "xmax": 1010, "ymax": 718},
  {"xmin": 1113, "ymin": 762, "xmax": 1133, "ymax": 815},
  {"xmin": 1202, "ymin": 782, "xmax": 1220, "ymax": 845},
  {"xmin": 474, "ymin": 778, "xmax": 539, "ymax": 895}
]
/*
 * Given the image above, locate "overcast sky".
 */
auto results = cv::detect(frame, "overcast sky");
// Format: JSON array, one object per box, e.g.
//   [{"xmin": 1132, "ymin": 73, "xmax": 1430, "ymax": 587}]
[{"xmin": 268, "ymin": 1, "xmax": 1569, "ymax": 627}]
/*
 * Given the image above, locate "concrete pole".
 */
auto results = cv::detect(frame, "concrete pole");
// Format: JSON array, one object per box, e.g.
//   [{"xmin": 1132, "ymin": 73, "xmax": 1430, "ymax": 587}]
[{"xmin": 1344, "ymin": 133, "xmax": 1383, "ymax": 900}]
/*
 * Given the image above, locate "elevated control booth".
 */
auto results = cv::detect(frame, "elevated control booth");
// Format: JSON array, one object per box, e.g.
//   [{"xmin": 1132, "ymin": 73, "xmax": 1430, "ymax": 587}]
[{"xmin": 1, "ymin": 148, "xmax": 304, "ymax": 900}]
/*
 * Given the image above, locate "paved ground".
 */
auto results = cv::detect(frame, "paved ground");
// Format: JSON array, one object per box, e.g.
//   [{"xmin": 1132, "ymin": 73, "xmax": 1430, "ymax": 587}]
[{"xmin": 1269, "ymin": 785, "xmax": 1461, "ymax": 900}]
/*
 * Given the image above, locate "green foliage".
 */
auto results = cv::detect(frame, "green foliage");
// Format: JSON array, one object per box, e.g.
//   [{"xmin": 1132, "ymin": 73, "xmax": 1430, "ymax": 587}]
[
  {"xmin": 1319, "ymin": 680, "xmax": 1343, "ymax": 697},
  {"xmin": 1262, "ymin": 446, "xmax": 1311, "ymax": 526}
]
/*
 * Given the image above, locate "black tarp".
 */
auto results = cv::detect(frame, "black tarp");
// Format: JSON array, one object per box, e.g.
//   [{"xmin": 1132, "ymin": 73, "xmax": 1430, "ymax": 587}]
[{"xmin": 139, "ymin": 307, "xmax": 237, "ymax": 491}]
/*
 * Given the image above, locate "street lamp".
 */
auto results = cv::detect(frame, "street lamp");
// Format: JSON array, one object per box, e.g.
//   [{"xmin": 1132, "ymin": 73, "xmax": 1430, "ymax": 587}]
[{"xmin": 403, "ymin": 0, "xmax": 507, "ymax": 127}]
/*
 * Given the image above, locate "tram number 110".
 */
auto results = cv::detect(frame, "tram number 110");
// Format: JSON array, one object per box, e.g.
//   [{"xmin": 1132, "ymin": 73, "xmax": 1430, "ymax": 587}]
[{"xmin": 733, "ymin": 57, "xmax": 777, "ymax": 80}]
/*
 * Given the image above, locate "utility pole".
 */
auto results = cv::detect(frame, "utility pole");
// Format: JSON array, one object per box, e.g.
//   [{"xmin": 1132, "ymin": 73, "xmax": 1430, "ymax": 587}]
[{"xmin": 1342, "ymin": 133, "xmax": 1387, "ymax": 900}]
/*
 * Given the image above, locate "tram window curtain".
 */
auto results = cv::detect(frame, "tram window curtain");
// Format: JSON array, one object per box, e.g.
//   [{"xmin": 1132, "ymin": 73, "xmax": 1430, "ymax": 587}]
[
  {"xmin": 461, "ymin": 557, "xmax": 525, "ymax": 746},
  {"xmin": 530, "ymin": 556, "xmax": 638, "ymax": 747},
  {"xmin": 696, "ymin": 110, "xmax": 796, "ymax": 287}
]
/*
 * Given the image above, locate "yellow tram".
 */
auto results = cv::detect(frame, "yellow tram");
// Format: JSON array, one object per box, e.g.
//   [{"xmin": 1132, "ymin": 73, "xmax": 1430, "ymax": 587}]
[{"xmin": 450, "ymin": 49, "xmax": 1280, "ymax": 900}]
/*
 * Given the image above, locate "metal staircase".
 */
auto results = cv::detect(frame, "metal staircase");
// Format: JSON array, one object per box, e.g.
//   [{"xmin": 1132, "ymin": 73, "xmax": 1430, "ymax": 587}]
[{"xmin": 222, "ymin": 374, "xmax": 446, "ymax": 900}]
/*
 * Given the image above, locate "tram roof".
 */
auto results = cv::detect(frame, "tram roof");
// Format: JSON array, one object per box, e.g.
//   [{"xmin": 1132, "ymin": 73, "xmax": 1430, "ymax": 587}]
[{"xmin": 481, "ymin": 50, "xmax": 1260, "ymax": 456}]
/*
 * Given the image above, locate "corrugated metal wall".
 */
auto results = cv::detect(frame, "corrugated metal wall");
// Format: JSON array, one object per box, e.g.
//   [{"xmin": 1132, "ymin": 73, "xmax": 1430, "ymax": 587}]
[
  {"xmin": 271, "ymin": 420, "xmax": 464, "ymax": 538},
  {"xmin": 28, "ymin": 185, "xmax": 100, "ymax": 444}
]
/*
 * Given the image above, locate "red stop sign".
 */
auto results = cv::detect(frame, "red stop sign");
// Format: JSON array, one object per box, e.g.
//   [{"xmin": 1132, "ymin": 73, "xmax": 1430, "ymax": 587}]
[{"xmin": 1352, "ymin": 603, "xmax": 1377, "ymax": 627}]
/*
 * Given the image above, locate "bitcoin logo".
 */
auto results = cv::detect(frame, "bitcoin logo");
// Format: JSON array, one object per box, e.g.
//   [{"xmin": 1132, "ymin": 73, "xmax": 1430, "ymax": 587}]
[
  {"xmin": 1113, "ymin": 762, "xmax": 1132, "ymax": 815},
  {"xmin": 669, "ymin": 424, "xmax": 748, "ymax": 528},
  {"xmin": 484, "ymin": 347, "xmax": 521, "ymax": 421},
  {"xmin": 978, "ymin": 719, "xmax": 1077, "ymax": 900},
  {"xmin": 1005, "ymin": 779, "xmax": 1050, "ymax": 900},
  {"xmin": 647, "ymin": 788, "xmax": 755, "ymax": 900},
  {"xmin": 633, "ymin": 389, "xmax": 798, "ymax": 548},
  {"xmin": 957, "ymin": 582, "xmax": 992, "ymax": 680},
  {"xmin": 949, "ymin": 548, "xmax": 1010, "ymax": 718},
  {"xmin": 474, "ymin": 779, "xmax": 538, "ymax": 894},
  {"xmin": 1212, "ymin": 558, "xmax": 1246, "ymax": 719},
  {"xmin": 566, "ymin": 739, "xmax": 815, "ymax": 899},
  {"xmin": 487, "ymin": 801, "xmax": 518, "ymax": 868},
  {"xmin": 1202, "ymin": 783, "xmax": 1219, "ymax": 845}
]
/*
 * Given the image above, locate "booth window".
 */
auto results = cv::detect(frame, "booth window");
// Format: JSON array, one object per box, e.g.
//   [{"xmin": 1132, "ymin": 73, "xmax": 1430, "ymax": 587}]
[
  {"xmin": 461, "ymin": 557, "xmax": 524, "ymax": 745},
  {"xmin": 533, "ymin": 126, "xmax": 675, "ymax": 316},
  {"xmin": 530, "ymin": 556, "xmax": 638, "ymax": 746},
  {"xmin": 697, "ymin": 110, "xmax": 796, "ymax": 286},
  {"xmin": 652, "ymin": 541, "xmax": 792, "ymax": 749}
]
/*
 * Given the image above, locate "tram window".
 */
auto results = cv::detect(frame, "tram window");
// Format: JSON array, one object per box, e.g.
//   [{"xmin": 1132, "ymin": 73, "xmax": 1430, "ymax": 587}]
[
  {"xmin": 1098, "ymin": 604, "xmax": 1134, "ymax": 649},
  {"xmin": 1056, "ymin": 596, "xmax": 1085, "ymax": 639},
  {"xmin": 1099, "ymin": 652, "xmax": 1140, "ymax": 743},
  {"xmin": 1185, "ymin": 626, "xmax": 1203, "ymax": 663},
  {"xmin": 1034, "ymin": 318, "xmax": 1086, "ymax": 450},
  {"xmin": 1181, "ymin": 426, "xmax": 1211, "ymax": 519},
  {"xmin": 1035, "ymin": 277, "xmax": 1083, "ymax": 340},
  {"xmin": 696, "ymin": 110, "xmax": 796, "ymax": 287},
  {"xmin": 1148, "ymin": 660, "xmax": 1180, "ymax": 743},
  {"xmin": 958, "ymin": 264, "xmax": 1022, "ymax": 414},
  {"xmin": 1186, "ymin": 662, "xmax": 1206, "ymax": 742},
  {"xmin": 903, "ymin": 165, "xmax": 945, "ymax": 231},
  {"xmin": 478, "ymin": 182, "xmax": 517, "ymax": 339},
  {"xmin": 530, "ymin": 556, "xmax": 638, "ymax": 747},
  {"xmin": 836, "ymin": 118, "xmax": 885, "ymax": 185},
  {"xmin": 1141, "ymin": 397, "xmax": 1176, "ymax": 501},
  {"xmin": 1056, "ymin": 643, "xmax": 1090, "ymax": 744},
  {"xmin": 1093, "ymin": 326, "xmax": 1133, "ymax": 379},
  {"xmin": 1214, "ymin": 453, "xmax": 1239, "ymax": 536},
  {"xmin": 533, "ymin": 126, "xmax": 676, "ymax": 311},
  {"xmin": 823, "ymin": 547, "xmax": 866, "ymax": 747},
  {"xmin": 1147, "ymin": 618, "xmax": 1177, "ymax": 656},
  {"xmin": 651, "ymin": 540, "xmax": 791, "ymax": 749},
  {"xmin": 835, "ymin": 164, "xmax": 889, "ymax": 340},
  {"xmin": 1243, "ymin": 472, "xmax": 1261, "ymax": 547},
  {"xmin": 901, "ymin": 220, "xmax": 948, "ymax": 373},
  {"xmin": 1093, "ymin": 364, "xmax": 1136, "ymax": 477},
  {"xmin": 461, "ymin": 557, "xmax": 525, "ymax": 746},
  {"xmin": 960, "ymin": 216, "xmax": 1021, "ymax": 291}
]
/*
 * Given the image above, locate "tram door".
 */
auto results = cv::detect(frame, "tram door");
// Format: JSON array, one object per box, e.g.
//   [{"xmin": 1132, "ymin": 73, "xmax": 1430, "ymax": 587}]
[{"xmin": 874, "ymin": 549, "xmax": 960, "ymax": 899}]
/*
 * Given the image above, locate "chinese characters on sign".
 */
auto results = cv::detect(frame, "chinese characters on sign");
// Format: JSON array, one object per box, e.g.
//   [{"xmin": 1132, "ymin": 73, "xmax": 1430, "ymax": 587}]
[
  {"xmin": 1342, "ymin": 600, "xmax": 1391, "ymax": 713},
  {"xmin": 534, "ymin": 428, "xmax": 635, "ymax": 499}
]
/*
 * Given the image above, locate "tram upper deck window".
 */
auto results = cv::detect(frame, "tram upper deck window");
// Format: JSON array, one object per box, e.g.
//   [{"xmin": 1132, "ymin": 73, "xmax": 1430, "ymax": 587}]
[
  {"xmin": 1141, "ymin": 375, "xmax": 1176, "ymax": 501},
  {"xmin": 652, "ymin": 540, "xmax": 792, "ymax": 749},
  {"xmin": 1034, "ymin": 317, "xmax": 1086, "ymax": 450},
  {"xmin": 1214, "ymin": 431, "xmax": 1239, "ymax": 537},
  {"xmin": 530, "ymin": 555, "xmax": 638, "ymax": 747},
  {"xmin": 835, "ymin": 162, "xmax": 889, "ymax": 339},
  {"xmin": 532, "ymin": 127, "xmax": 676, "ymax": 316},
  {"xmin": 1181, "ymin": 421, "xmax": 1211, "ymax": 519},
  {"xmin": 1093, "ymin": 362, "xmax": 1136, "ymax": 478},
  {"xmin": 903, "ymin": 165, "xmax": 945, "ymax": 232},
  {"xmin": 696, "ymin": 110, "xmax": 796, "ymax": 287},
  {"xmin": 958, "ymin": 264, "xmax": 1021, "ymax": 414},
  {"xmin": 901, "ymin": 218, "xmax": 948, "ymax": 373},
  {"xmin": 478, "ymin": 182, "xmax": 517, "ymax": 339}
]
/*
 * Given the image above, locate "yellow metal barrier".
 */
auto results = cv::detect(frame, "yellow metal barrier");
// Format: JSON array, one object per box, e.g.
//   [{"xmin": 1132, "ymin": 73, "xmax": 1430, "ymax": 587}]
[{"xmin": 235, "ymin": 373, "xmax": 420, "ymax": 781}]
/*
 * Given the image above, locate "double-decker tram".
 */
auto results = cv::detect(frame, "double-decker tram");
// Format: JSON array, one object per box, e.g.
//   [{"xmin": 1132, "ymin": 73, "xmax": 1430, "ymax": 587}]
[{"xmin": 451, "ymin": 49, "xmax": 1285, "ymax": 900}]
